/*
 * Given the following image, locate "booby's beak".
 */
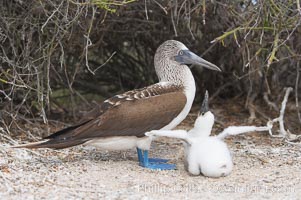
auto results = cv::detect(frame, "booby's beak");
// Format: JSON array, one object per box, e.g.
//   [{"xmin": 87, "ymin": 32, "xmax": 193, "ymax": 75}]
[
  {"xmin": 175, "ymin": 50, "xmax": 221, "ymax": 71},
  {"xmin": 200, "ymin": 90, "xmax": 209, "ymax": 114}
]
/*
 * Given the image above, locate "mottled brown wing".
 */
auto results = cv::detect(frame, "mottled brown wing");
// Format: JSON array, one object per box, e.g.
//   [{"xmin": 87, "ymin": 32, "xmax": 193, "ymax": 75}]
[
  {"xmin": 45, "ymin": 83, "xmax": 186, "ymax": 141},
  {"xmin": 74, "ymin": 90, "xmax": 186, "ymax": 139}
]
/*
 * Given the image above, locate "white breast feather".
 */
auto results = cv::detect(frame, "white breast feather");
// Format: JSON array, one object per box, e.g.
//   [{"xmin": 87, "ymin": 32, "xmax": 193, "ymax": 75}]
[{"xmin": 161, "ymin": 70, "xmax": 196, "ymax": 130}]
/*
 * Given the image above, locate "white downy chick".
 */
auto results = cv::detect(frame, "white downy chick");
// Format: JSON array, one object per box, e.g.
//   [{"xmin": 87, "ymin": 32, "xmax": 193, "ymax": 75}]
[{"xmin": 184, "ymin": 91, "xmax": 233, "ymax": 177}]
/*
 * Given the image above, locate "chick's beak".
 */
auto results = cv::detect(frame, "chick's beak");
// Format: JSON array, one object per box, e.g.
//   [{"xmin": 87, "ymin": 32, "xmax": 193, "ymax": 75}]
[{"xmin": 200, "ymin": 90, "xmax": 209, "ymax": 114}]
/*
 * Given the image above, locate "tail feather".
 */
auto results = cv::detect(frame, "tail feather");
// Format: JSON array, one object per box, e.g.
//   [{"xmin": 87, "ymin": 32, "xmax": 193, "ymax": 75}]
[
  {"xmin": 12, "ymin": 140, "xmax": 48, "ymax": 148},
  {"xmin": 43, "ymin": 120, "xmax": 91, "ymax": 140},
  {"xmin": 12, "ymin": 139, "xmax": 86, "ymax": 149},
  {"xmin": 13, "ymin": 122, "xmax": 91, "ymax": 149}
]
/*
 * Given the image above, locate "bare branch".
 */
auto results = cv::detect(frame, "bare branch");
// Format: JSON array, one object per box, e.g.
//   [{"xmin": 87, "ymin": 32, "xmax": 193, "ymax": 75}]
[
  {"xmin": 92, "ymin": 51, "xmax": 116, "ymax": 74},
  {"xmin": 296, "ymin": 62, "xmax": 301, "ymax": 124}
]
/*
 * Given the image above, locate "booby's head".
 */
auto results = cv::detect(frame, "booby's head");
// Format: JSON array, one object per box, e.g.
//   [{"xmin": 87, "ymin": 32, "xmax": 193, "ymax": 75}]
[
  {"xmin": 154, "ymin": 40, "xmax": 221, "ymax": 83},
  {"xmin": 194, "ymin": 91, "xmax": 215, "ymax": 136}
]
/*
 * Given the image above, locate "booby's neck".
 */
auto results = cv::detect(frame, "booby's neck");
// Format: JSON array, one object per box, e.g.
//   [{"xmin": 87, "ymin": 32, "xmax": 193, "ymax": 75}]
[
  {"xmin": 189, "ymin": 111, "xmax": 215, "ymax": 137},
  {"xmin": 155, "ymin": 59, "xmax": 196, "ymax": 130}
]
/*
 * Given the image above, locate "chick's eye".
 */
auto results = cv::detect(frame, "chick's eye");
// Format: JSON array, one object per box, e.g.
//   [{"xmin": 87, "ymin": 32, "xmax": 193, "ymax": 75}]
[
  {"xmin": 179, "ymin": 50, "xmax": 184, "ymax": 55},
  {"xmin": 201, "ymin": 112, "xmax": 205, "ymax": 116}
]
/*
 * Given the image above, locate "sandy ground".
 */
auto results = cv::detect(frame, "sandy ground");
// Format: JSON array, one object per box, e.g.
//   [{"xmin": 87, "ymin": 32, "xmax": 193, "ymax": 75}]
[{"xmin": 1, "ymin": 104, "xmax": 301, "ymax": 200}]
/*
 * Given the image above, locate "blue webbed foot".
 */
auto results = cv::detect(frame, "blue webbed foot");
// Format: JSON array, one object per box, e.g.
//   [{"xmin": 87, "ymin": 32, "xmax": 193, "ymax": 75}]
[
  {"xmin": 149, "ymin": 158, "xmax": 169, "ymax": 163},
  {"xmin": 143, "ymin": 162, "xmax": 176, "ymax": 170},
  {"xmin": 136, "ymin": 148, "xmax": 176, "ymax": 170}
]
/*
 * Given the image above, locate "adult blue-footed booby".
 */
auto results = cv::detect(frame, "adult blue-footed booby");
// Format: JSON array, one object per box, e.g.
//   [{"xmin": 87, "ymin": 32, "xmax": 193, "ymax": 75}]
[{"xmin": 14, "ymin": 40, "xmax": 221, "ymax": 170}]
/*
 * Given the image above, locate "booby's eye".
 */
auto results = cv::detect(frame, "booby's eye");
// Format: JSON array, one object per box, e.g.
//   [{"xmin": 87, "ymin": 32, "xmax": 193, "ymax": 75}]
[
  {"xmin": 201, "ymin": 112, "xmax": 205, "ymax": 116},
  {"xmin": 179, "ymin": 50, "xmax": 184, "ymax": 56}
]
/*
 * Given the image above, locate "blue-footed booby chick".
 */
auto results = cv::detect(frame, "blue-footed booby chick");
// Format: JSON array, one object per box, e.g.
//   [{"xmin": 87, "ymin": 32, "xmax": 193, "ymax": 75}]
[
  {"xmin": 146, "ymin": 91, "xmax": 271, "ymax": 176},
  {"xmin": 13, "ymin": 40, "xmax": 221, "ymax": 170}
]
